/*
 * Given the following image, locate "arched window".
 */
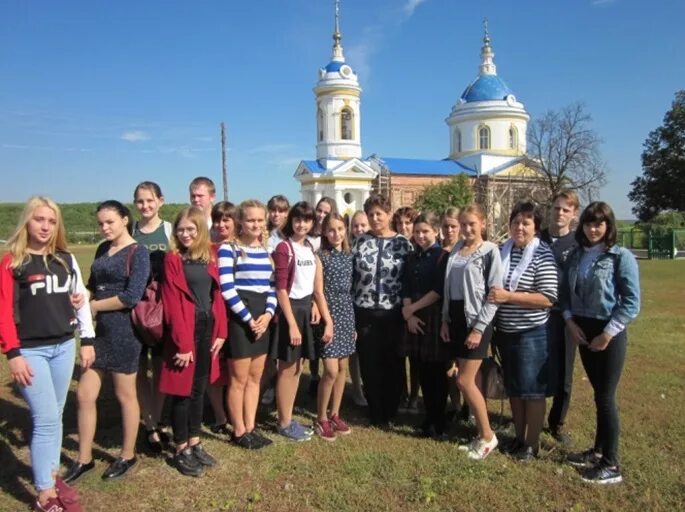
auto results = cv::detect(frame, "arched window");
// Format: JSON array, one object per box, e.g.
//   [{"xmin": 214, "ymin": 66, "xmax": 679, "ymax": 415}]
[
  {"xmin": 341, "ymin": 108, "xmax": 353, "ymax": 140},
  {"xmin": 509, "ymin": 126, "xmax": 518, "ymax": 149},
  {"xmin": 318, "ymin": 109, "xmax": 324, "ymax": 142},
  {"xmin": 479, "ymin": 125, "xmax": 490, "ymax": 150},
  {"xmin": 455, "ymin": 129, "xmax": 462, "ymax": 152}
]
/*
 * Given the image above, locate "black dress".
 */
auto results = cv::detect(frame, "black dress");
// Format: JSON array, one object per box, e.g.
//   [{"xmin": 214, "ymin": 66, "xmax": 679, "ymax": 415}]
[{"xmin": 88, "ymin": 242, "xmax": 150, "ymax": 374}]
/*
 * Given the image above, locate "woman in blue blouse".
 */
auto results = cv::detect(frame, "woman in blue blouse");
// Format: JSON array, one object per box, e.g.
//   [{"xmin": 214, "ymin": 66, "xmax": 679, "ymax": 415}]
[
  {"xmin": 352, "ymin": 194, "xmax": 413, "ymax": 426},
  {"xmin": 562, "ymin": 202, "xmax": 640, "ymax": 485}
]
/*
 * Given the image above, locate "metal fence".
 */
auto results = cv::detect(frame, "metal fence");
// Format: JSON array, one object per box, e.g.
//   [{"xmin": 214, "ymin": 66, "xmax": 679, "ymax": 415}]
[{"xmin": 618, "ymin": 228, "xmax": 684, "ymax": 260}]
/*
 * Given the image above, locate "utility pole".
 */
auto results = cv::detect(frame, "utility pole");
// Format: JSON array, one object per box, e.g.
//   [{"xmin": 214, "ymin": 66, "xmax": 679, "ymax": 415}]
[{"xmin": 220, "ymin": 122, "xmax": 228, "ymax": 201}]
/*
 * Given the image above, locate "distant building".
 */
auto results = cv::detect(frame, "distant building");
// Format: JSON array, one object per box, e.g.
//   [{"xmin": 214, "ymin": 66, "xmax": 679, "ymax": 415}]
[{"xmin": 294, "ymin": 4, "xmax": 544, "ymax": 239}]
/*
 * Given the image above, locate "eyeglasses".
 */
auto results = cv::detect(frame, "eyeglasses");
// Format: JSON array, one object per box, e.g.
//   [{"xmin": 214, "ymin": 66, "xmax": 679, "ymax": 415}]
[{"xmin": 176, "ymin": 227, "xmax": 197, "ymax": 235}]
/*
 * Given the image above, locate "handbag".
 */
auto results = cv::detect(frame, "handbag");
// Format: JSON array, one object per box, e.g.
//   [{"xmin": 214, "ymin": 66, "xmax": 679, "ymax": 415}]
[
  {"xmin": 126, "ymin": 245, "xmax": 164, "ymax": 347},
  {"xmin": 481, "ymin": 344, "xmax": 507, "ymax": 400}
]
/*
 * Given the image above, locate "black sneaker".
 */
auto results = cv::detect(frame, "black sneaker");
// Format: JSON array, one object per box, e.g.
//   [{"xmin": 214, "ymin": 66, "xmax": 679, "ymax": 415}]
[
  {"xmin": 581, "ymin": 462, "xmax": 623, "ymax": 485},
  {"xmin": 499, "ymin": 437, "xmax": 525, "ymax": 455},
  {"xmin": 174, "ymin": 448, "xmax": 203, "ymax": 477},
  {"xmin": 191, "ymin": 443, "xmax": 216, "ymax": 467},
  {"xmin": 549, "ymin": 426, "xmax": 572, "ymax": 446},
  {"xmin": 567, "ymin": 448, "xmax": 602, "ymax": 467},
  {"xmin": 250, "ymin": 429, "xmax": 273, "ymax": 448},
  {"xmin": 101, "ymin": 456, "xmax": 137, "ymax": 480},
  {"xmin": 62, "ymin": 460, "xmax": 95, "ymax": 484},
  {"xmin": 232, "ymin": 431, "xmax": 261, "ymax": 450},
  {"xmin": 511, "ymin": 445, "xmax": 537, "ymax": 461},
  {"xmin": 209, "ymin": 423, "xmax": 231, "ymax": 436}
]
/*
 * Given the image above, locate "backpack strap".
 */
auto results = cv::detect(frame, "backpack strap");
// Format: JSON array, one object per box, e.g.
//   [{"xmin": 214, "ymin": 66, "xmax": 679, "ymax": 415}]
[
  {"xmin": 286, "ymin": 239, "xmax": 295, "ymax": 293},
  {"xmin": 163, "ymin": 221, "xmax": 173, "ymax": 242},
  {"xmin": 125, "ymin": 244, "xmax": 139, "ymax": 276}
]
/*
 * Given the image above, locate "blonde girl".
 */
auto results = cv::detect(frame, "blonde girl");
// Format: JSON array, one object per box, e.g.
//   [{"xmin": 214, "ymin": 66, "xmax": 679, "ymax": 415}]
[
  {"xmin": 218, "ymin": 200, "xmax": 277, "ymax": 449},
  {"xmin": 1, "ymin": 197, "xmax": 93, "ymax": 511},
  {"xmin": 159, "ymin": 207, "xmax": 227, "ymax": 476}
]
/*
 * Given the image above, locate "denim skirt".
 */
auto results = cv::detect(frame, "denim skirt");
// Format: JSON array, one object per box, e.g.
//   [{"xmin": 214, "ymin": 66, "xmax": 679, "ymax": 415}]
[{"xmin": 496, "ymin": 324, "xmax": 551, "ymax": 399}]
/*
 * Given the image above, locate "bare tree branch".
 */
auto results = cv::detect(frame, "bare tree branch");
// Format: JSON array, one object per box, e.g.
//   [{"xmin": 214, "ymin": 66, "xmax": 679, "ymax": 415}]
[{"xmin": 526, "ymin": 102, "xmax": 608, "ymax": 205}]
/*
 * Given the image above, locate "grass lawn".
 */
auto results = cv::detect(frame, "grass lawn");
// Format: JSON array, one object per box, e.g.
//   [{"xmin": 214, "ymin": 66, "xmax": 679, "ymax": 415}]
[{"xmin": 1, "ymin": 253, "xmax": 684, "ymax": 511}]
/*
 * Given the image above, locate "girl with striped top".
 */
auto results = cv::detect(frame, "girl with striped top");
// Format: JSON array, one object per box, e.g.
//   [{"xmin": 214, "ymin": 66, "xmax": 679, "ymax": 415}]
[
  {"xmin": 218, "ymin": 199, "xmax": 276, "ymax": 449},
  {"xmin": 489, "ymin": 201, "xmax": 558, "ymax": 461}
]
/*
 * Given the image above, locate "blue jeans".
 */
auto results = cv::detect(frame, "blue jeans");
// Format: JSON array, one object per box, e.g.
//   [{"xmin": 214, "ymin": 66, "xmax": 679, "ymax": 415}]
[{"xmin": 18, "ymin": 339, "xmax": 75, "ymax": 491}]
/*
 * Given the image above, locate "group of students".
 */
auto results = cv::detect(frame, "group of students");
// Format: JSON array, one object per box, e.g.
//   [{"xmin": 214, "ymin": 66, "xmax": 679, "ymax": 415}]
[{"xmin": 0, "ymin": 179, "xmax": 641, "ymax": 511}]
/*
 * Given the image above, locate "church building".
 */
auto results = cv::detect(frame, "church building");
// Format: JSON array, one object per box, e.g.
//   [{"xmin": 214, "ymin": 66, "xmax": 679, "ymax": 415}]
[{"xmin": 294, "ymin": 3, "xmax": 543, "ymax": 239}]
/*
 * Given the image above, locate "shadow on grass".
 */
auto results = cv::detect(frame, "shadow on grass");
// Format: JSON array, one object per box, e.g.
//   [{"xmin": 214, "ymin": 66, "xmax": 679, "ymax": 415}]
[{"xmin": 0, "ymin": 390, "xmax": 36, "ymax": 506}]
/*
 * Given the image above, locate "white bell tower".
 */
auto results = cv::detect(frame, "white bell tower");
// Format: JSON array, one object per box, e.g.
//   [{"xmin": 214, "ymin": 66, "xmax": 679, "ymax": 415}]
[
  {"xmin": 294, "ymin": 0, "xmax": 377, "ymax": 216},
  {"xmin": 314, "ymin": 0, "xmax": 362, "ymax": 161}
]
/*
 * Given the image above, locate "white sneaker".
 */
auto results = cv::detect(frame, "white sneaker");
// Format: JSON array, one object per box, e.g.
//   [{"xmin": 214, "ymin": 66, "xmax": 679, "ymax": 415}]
[
  {"xmin": 261, "ymin": 387, "xmax": 275, "ymax": 405},
  {"xmin": 467, "ymin": 434, "xmax": 499, "ymax": 460},
  {"xmin": 457, "ymin": 438, "xmax": 477, "ymax": 452}
]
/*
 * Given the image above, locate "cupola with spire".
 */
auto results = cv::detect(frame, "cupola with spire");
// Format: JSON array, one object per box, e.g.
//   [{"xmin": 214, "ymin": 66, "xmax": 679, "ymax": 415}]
[
  {"xmin": 314, "ymin": 0, "xmax": 362, "ymax": 161},
  {"xmin": 446, "ymin": 19, "xmax": 529, "ymax": 160}
]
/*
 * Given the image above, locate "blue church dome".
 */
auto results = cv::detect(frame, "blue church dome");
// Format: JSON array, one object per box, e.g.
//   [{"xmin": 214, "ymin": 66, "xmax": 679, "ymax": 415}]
[
  {"xmin": 325, "ymin": 60, "xmax": 344, "ymax": 72},
  {"xmin": 460, "ymin": 74, "xmax": 513, "ymax": 102}
]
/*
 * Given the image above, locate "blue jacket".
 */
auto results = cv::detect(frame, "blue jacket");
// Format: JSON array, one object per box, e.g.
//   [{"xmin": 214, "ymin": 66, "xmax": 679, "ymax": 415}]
[{"xmin": 561, "ymin": 244, "xmax": 640, "ymax": 326}]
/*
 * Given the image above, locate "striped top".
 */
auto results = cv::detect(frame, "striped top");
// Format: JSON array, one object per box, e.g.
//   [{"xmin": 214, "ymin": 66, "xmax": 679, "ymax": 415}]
[
  {"xmin": 496, "ymin": 242, "xmax": 558, "ymax": 333},
  {"xmin": 218, "ymin": 243, "xmax": 277, "ymax": 323}
]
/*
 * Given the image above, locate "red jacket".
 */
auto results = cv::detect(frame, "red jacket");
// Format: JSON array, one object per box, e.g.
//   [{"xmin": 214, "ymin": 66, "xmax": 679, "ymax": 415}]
[
  {"xmin": 158, "ymin": 252, "xmax": 228, "ymax": 397},
  {"xmin": 0, "ymin": 253, "xmax": 20, "ymax": 356}
]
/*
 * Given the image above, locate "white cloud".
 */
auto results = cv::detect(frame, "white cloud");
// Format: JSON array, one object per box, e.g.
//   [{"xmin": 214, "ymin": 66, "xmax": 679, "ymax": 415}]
[
  {"xmin": 403, "ymin": 0, "xmax": 429, "ymax": 18},
  {"xmin": 120, "ymin": 130, "xmax": 149, "ymax": 142}
]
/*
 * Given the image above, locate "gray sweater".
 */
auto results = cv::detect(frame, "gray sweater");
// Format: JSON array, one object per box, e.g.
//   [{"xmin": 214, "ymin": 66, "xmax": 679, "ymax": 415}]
[{"xmin": 441, "ymin": 240, "xmax": 503, "ymax": 333}]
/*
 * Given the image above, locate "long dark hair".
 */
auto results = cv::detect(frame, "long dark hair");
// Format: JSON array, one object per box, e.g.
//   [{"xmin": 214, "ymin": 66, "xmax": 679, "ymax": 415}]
[
  {"xmin": 576, "ymin": 201, "xmax": 618, "ymax": 248},
  {"xmin": 282, "ymin": 201, "xmax": 315, "ymax": 238}
]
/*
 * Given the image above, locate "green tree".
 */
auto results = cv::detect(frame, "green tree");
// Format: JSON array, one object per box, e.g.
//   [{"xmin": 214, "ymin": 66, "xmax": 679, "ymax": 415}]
[
  {"xmin": 629, "ymin": 90, "xmax": 685, "ymax": 221},
  {"xmin": 413, "ymin": 174, "xmax": 473, "ymax": 213}
]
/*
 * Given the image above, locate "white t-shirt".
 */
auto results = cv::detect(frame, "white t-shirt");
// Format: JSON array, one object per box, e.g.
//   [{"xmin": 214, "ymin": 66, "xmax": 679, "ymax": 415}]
[
  {"xmin": 289, "ymin": 240, "xmax": 316, "ymax": 299},
  {"xmin": 307, "ymin": 235, "xmax": 321, "ymax": 253}
]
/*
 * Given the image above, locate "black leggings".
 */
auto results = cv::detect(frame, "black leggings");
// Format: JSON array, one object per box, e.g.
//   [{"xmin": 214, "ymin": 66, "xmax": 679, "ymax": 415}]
[
  {"xmin": 575, "ymin": 316, "xmax": 627, "ymax": 467},
  {"xmin": 547, "ymin": 311, "xmax": 577, "ymax": 429},
  {"xmin": 355, "ymin": 308, "xmax": 404, "ymax": 426},
  {"xmin": 420, "ymin": 361, "xmax": 448, "ymax": 434},
  {"xmin": 171, "ymin": 311, "xmax": 213, "ymax": 444}
]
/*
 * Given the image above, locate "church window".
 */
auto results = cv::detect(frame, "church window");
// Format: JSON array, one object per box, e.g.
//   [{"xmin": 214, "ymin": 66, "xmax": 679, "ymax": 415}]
[
  {"xmin": 479, "ymin": 126, "xmax": 490, "ymax": 150},
  {"xmin": 341, "ymin": 108, "xmax": 353, "ymax": 140},
  {"xmin": 318, "ymin": 109, "xmax": 324, "ymax": 142},
  {"xmin": 509, "ymin": 126, "xmax": 518, "ymax": 149}
]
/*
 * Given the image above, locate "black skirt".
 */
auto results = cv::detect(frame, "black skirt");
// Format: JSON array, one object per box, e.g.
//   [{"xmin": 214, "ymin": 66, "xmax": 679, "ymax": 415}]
[
  {"xmin": 449, "ymin": 300, "xmax": 492, "ymax": 360},
  {"xmin": 225, "ymin": 290, "xmax": 271, "ymax": 359},
  {"xmin": 402, "ymin": 301, "xmax": 450, "ymax": 362},
  {"xmin": 272, "ymin": 296, "xmax": 314, "ymax": 363}
]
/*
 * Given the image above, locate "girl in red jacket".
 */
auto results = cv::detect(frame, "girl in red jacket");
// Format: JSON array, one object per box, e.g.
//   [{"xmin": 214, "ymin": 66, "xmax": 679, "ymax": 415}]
[
  {"xmin": 158, "ymin": 206, "xmax": 227, "ymax": 477},
  {"xmin": 1, "ymin": 196, "xmax": 94, "ymax": 512}
]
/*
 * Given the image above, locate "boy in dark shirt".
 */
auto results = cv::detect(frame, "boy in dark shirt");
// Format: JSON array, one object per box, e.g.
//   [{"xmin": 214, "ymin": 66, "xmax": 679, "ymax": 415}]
[{"xmin": 540, "ymin": 190, "xmax": 579, "ymax": 444}]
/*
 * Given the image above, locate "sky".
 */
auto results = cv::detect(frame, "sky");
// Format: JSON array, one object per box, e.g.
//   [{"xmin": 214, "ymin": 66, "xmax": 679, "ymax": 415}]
[{"xmin": 1, "ymin": 0, "xmax": 684, "ymax": 218}]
